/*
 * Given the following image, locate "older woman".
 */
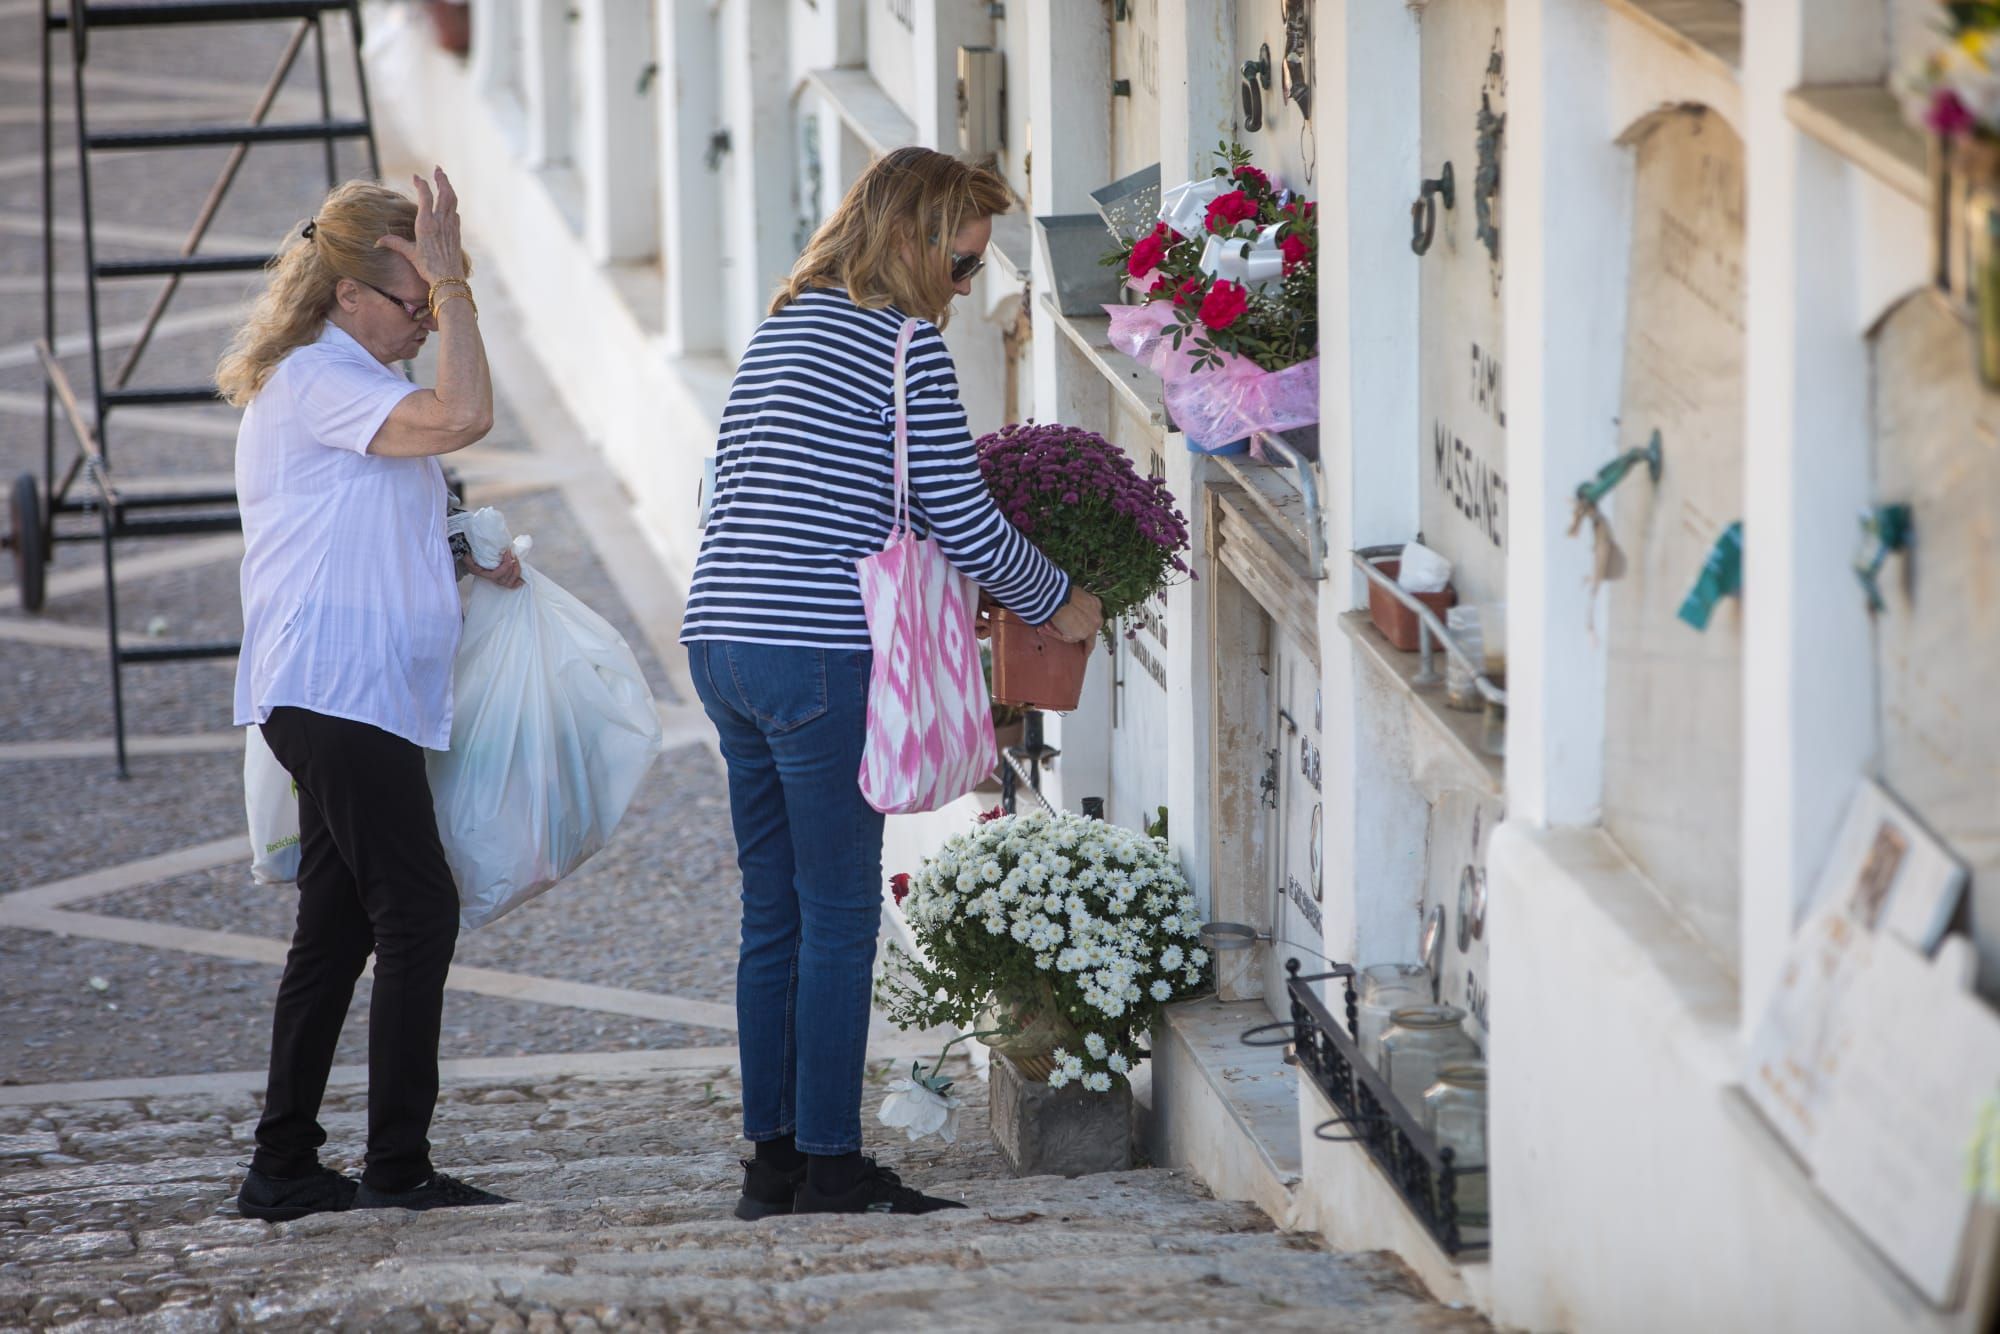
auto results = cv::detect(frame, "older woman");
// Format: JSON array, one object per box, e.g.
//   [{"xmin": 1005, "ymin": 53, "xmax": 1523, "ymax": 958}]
[
  {"xmin": 683, "ymin": 147, "xmax": 1102, "ymax": 1218},
  {"xmin": 220, "ymin": 170, "xmax": 517, "ymax": 1220}
]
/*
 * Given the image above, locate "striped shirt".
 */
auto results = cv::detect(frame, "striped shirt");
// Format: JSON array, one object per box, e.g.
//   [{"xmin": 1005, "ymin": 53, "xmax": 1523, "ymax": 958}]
[{"xmin": 680, "ymin": 287, "xmax": 1070, "ymax": 650}]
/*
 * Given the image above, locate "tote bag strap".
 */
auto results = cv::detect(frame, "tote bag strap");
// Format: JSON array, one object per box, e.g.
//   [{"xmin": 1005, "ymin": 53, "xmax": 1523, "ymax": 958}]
[{"xmin": 890, "ymin": 317, "xmax": 918, "ymax": 537}]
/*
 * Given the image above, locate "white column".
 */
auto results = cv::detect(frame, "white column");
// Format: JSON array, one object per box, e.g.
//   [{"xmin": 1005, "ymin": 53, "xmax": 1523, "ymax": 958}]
[
  {"xmin": 1154, "ymin": 0, "xmax": 1235, "ymax": 907},
  {"xmin": 520, "ymin": 0, "xmax": 571, "ymax": 169},
  {"xmin": 466, "ymin": 0, "xmax": 514, "ymax": 103},
  {"xmin": 1738, "ymin": 0, "xmax": 1882, "ymax": 1024},
  {"xmin": 1315, "ymin": 0, "xmax": 1423, "ymax": 963},
  {"xmin": 719, "ymin": 0, "xmax": 795, "ymax": 357},
  {"xmin": 1025, "ymin": 0, "xmax": 1113, "ymax": 810},
  {"xmin": 576, "ymin": 0, "xmax": 659, "ymax": 264},
  {"xmin": 1499, "ymin": 0, "xmax": 1625, "ymax": 831},
  {"xmin": 658, "ymin": 0, "xmax": 725, "ymax": 356}
]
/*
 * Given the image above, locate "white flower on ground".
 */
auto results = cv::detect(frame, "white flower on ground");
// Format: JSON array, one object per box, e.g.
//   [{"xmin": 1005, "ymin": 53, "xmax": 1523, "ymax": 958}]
[
  {"xmin": 1085, "ymin": 1032, "xmax": 1108, "ymax": 1059},
  {"xmin": 1151, "ymin": 979, "xmax": 1173, "ymax": 1002},
  {"xmin": 877, "ymin": 1078, "xmax": 962, "ymax": 1143},
  {"xmin": 1082, "ymin": 1071, "xmax": 1112, "ymax": 1093}
]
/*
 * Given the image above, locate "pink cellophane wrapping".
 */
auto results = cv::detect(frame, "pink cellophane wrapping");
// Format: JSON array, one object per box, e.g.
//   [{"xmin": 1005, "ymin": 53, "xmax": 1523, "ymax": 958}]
[{"xmin": 1104, "ymin": 303, "xmax": 1318, "ymax": 455}]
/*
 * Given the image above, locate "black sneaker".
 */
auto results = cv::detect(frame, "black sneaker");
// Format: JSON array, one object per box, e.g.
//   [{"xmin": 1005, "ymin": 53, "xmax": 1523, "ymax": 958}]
[
  {"xmin": 734, "ymin": 1157, "xmax": 806, "ymax": 1220},
  {"xmin": 236, "ymin": 1165, "xmax": 359, "ymax": 1222},
  {"xmin": 792, "ymin": 1158, "xmax": 967, "ymax": 1216},
  {"xmin": 352, "ymin": 1171, "xmax": 509, "ymax": 1212}
]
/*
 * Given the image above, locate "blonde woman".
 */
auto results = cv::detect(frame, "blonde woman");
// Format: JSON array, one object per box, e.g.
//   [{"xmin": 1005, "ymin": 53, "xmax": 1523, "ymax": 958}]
[
  {"xmin": 221, "ymin": 170, "xmax": 517, "ymax": 1220},
  {"xmin": 683, "ymin": 147, "xmax": 1102, "ymax": 1218}
]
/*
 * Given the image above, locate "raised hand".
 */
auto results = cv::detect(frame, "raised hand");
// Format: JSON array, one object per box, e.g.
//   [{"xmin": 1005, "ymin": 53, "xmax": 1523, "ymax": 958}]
[{"xmin": 375, "ymin": 166, "xmax": 466, "ymax": 284}]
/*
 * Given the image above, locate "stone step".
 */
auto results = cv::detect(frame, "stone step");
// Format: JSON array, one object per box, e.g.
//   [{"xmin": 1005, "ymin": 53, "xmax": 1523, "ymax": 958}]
[{"xmin": 0, "ymin": 1065, "xmax": 1487, "ymax": 1331}]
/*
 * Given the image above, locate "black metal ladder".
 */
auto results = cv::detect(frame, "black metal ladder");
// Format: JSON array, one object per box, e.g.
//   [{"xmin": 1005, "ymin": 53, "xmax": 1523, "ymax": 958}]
[{"xmin": 11, "ymin": 0, "xmax": 382, "ymax": 777}]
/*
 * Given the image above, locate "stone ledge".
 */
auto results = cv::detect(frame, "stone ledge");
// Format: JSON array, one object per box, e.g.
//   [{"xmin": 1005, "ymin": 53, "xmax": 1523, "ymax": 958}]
[{"xmin": 1145, "ymin": 994, "xmax": 1302, "ymax": 1227}]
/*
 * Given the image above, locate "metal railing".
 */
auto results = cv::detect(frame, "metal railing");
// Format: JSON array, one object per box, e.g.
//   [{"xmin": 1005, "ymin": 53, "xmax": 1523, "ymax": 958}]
[
  {"xmin": 1351, "ymin": 545, "xmax": 1507, "ymax": 706},
  {"xmin": 1277, "ymin": 959, "xmax": 1490, "ymax": 1259},
  {"xmin": 1246, "ymin": 431, "xmax": 1327, "ymax": 579}
]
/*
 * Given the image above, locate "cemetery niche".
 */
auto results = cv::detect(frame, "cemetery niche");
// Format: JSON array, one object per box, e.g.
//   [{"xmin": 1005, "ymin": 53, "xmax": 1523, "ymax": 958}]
[{"xmin": 1599, "ymin": 105, "xmax": 1746, "ymax": 968}]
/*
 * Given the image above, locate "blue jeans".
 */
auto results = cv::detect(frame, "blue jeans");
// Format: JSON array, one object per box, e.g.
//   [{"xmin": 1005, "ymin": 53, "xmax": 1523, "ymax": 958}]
[{"xmin": 687, "ymin": 640, "xmax": 885, "ymax": 1156}]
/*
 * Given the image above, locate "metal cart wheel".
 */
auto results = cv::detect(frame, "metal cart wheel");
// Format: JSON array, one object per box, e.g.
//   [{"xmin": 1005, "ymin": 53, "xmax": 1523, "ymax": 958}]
[{"xmin": 7, "ymin": 471, "xmax": 45, "ymax": 612}]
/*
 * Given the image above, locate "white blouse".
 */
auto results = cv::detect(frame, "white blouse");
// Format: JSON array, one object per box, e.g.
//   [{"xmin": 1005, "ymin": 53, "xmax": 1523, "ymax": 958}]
[{"xmin": 233, "ymin": 323, "xmax": 460, "ymax": 750}]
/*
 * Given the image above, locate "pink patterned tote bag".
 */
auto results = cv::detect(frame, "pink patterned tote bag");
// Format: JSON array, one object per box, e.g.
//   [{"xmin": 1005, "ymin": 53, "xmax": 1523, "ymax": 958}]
[{"xmin": 856, "ymin": 319, "xmax": 999, "ymax": 814}]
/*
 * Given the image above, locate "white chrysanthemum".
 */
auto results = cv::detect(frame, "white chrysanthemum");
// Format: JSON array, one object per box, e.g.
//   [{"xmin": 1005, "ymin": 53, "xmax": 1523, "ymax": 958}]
[
  {"xmin": 1085, "ymin": 1032, "xmax": 1108, "ymax": 1059},
  {"xmin": 1160, "ymin": 914, "xmax": 1181, "ymax": 935},
  {"xmin": 1062, "ymin": 1053, "xmax": 1084, "ymax": 1078},
  {"xmin": 1160, "ymin": 944, "xmax": 1184, "ymax": 971},
  {"xmin": 1051, "ymin": 1046, "xmax": 1070, "ymax": 1065},
  {"xmin": 1047, "ymin": 1067, "xmax": 1071, "ymax": 1089},
  {"xmin": 1151, "ymin": 979, "xmax": 1173, "ymax": 1002},
  {"xmin": 1082, "ymin": 1071, "xmax": 1112, "ymax": 1093},
  {"xmin": 1191, "ymin": 948, "xmax": 1209, "ymax": 968},
  {"xmin": 1108, "ymin": 1051, "xmax": 1131, "ymax": 1074}
]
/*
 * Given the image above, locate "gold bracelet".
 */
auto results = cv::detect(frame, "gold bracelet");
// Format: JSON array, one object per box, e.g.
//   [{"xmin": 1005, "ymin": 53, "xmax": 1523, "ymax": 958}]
[
  {"xmin": 427, "ymin": 277, "xmax": 471, "ymax": 306},
  {"xmin": 431, "ymin": 288, "xmax": 478, "ymax": 320}
]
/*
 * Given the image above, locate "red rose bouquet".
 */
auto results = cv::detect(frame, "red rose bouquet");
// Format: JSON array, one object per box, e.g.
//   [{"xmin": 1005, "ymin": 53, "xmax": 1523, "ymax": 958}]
[{"xmin": 1101, "ymin": 143, "xmax": 1318, "ymax": 455}]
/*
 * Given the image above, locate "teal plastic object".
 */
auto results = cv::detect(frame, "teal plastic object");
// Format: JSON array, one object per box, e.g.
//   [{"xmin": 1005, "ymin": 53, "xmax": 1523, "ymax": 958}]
[
  {"xmin": 1853, "ymin": 504, "xmax": 1913, "ymax": 615},
  {"xmin": 1576, "ymin": 430, "xmax": 1663, "ymax": 509},
  {"xmin": 1677, "ymin": 521, "xmax": 1743, "ymax": 631}
]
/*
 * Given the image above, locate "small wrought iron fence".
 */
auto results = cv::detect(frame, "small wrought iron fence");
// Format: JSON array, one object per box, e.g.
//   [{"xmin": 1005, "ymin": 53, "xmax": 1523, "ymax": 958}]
[{"xmin": 1273, "ymin": 957, "xmax": 1490, "ymax": 1259}]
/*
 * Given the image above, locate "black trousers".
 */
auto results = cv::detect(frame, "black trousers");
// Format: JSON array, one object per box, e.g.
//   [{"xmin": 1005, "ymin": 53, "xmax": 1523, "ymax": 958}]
[{"xmin": 252, "ymin": 706, "xmax": 459, "ymax": 1192}]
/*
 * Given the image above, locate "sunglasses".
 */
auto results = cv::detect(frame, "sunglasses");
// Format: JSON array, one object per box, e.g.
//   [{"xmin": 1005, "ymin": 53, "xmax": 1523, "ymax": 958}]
[
  {"xmin": 950, "ymin": 250, "xmax": 986, "ymax": 284},
  {"xmin": 358, "ymin": 279, "xmax": 430, "ymax": 323}
]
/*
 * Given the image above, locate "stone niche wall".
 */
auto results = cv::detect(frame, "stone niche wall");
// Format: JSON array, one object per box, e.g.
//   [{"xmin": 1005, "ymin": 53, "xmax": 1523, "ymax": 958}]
[
  {"xmin": 1600, "ymin": 107, "xmax": 1747, "ymax": 969},
  {"xmin": 1416, "ymin": 0, "xmax": 1507, "ymax": 607},
  {"xmin": 1870, "ymin": 293, "xmax": 2000, "ymax": 999}
]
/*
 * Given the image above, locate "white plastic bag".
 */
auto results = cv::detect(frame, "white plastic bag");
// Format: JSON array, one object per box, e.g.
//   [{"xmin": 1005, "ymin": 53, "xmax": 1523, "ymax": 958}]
[
  {"xmin": 429, "ymin": 507, "xmax": 664, "ymax": 929},
  {"xmin": 245, "ymin": 726, "xmax": 301, "ymax": 885},
  {"xmin": 1396, "ymin": 540, "xmax": 1452, "ymax": 594}
]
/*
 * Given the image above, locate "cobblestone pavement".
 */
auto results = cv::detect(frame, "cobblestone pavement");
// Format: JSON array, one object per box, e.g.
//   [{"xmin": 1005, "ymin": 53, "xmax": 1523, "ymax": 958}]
[
  {"xmin": 0, "ymin": 1065, "xmax": 1486, "ymax": 1332},
  {"xmin": 0, "ymin": 13, "xmax": 1485, "ymax": 1331}
]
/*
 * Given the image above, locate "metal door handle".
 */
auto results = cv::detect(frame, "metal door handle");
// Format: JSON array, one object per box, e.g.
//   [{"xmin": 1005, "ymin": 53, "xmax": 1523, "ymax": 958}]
[{"xmin": 1410, "ymin": 162, "xmax": 1456, "ymax": 255}]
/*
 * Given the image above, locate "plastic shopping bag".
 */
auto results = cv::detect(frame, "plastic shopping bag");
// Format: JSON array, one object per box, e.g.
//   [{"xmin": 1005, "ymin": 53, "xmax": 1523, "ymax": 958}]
[
  {"xmin": 428, "ymin": 507, "xmax": 664, "ymax": 929},
  {"xmin": 244, "ymin": 725, "xmax": 301, "ymax": 885}
]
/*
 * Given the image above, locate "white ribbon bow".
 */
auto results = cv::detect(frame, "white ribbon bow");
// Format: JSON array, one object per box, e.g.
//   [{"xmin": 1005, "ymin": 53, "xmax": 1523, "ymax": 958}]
[
  {"xmin": 1158, "ymin": 176, "xmax": 1231, "ymax": 238},
  {"xmin": 1199, "ymin": 222, "xmax": 1287, "ymax": 291}
]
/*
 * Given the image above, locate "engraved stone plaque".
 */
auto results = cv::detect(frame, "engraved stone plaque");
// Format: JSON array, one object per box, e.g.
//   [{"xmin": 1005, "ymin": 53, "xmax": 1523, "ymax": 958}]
[
  {"xmin": 1601, "ymin": 108, "xmax": 1746, "ymax": 968},
  {"xmin": 1417, "ymin": 0, "xmax": 1507, "ymax": 606}
]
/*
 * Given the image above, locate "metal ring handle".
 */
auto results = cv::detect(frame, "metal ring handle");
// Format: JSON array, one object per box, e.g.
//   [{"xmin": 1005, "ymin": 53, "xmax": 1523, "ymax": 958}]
[
  {"xmin": 1409, "ymin": 162, "xmax": 1455, "ymax": 256},
  {"xmin": 1238, "ymin": 1020, "xmax": 1299, "ymax": 1048}
]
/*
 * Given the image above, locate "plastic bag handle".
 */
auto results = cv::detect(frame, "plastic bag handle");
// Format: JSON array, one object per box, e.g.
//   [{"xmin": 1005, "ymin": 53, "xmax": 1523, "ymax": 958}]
[{"xmin": 891, "ymin": 317, "xmax": 918, "ymax": 537}]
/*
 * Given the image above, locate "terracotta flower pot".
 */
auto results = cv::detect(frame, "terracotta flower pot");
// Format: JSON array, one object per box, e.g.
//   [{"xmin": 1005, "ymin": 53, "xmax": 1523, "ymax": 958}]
[
  {"xmin": 1367, "ymin": 557, "xmax": 1456, "ymax": 653},
  {"xmin": 426, "ymin": 0, "xmax": 470, "ymax": 56},
  {"xmin": 989, "ymin": 608, "xmax": 1092, "ymax": 712}
]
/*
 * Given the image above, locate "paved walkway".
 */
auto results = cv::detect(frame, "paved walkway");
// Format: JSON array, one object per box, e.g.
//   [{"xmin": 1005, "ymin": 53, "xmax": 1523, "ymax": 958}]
[{"xmin": 0, "ymin": 15, "xmax": 1485, "ymax": 1330}]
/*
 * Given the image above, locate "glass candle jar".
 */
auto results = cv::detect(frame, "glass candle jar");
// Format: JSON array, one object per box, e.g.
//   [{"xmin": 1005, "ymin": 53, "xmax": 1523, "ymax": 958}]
[
  {"xmin": 1380, "ymin": 1004, "xmax": 1480, "ymax": 1113},
  {"xmin": 1423, "ymin": 1061, "xmax": 1489, "ymax": 1229},
  {"xmin": 1355, "ymin": 963, "xmax": 1431, "ymax": 1073},
  {"xmin": 1444, "ymin": 606, "xmax": 1483, "ymax": 711}
]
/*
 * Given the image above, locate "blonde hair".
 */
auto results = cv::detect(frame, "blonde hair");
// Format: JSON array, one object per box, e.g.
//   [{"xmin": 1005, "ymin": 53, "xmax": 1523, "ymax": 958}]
[
  {"xmin": 216, "ymin": 180, "xmax": 471, "ymax": 406},
  {"xmin": 771, "ymin": 147, "xmax": 1010, "ymax": 326}
]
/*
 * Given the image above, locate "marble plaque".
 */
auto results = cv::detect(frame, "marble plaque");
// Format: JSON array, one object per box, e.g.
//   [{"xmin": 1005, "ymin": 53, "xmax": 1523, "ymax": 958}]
[
  {"xmin": 1112, "ymin": 0, "xmax": 1163, "ymax": 180},
  {"xmin": 1811, "ymin": 934, "xmax": 2000, "ymax": 1306},
  {"xmin": 1265, "ymin": 622, "xmax": 1325, "ymax": 1002},
  {"xmin": 1420, "ymin": 789, "xmax": 1501, "ymax": 1042},
  {"xmin": 1871, "ymin": 293, "xmax": 2000, "ymax": 998},
  {"xmin": 1417, "ymin": 0, "xmax": 1507, "ymax": 605},
  {"xmin": 1600, "ymin": 108, "xmax": 1747, "ymax": 969}
]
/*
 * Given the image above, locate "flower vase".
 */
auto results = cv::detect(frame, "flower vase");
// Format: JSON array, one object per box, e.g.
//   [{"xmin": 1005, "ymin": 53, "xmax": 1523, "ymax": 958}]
[
  {"xmin": 989, "ymin": 609, "xmax": 1092, "ymax": 712},
  {"xmin": 426, "ymin": 0, "xmax": 470, "ymax": 55},
  {"xmin": 979, "ymin": 979, "xmax": 1078, "ymax": 1082}
]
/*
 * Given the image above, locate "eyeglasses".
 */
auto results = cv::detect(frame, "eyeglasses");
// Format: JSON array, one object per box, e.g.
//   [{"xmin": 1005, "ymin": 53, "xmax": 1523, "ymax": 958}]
[
  {"xmin": 949, "ymin": 250, "xmax": 986, "ymax": 284},
  {"xmin": 358, "ymin": 279, "xmax": 430, "ymax": 323}
]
